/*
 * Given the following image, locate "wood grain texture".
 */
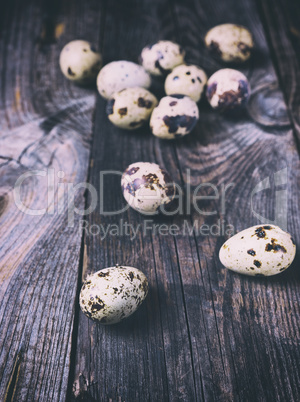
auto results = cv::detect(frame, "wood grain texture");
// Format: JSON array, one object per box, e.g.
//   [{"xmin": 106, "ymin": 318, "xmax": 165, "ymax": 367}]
[
  {"xmin": 71, "ymin": 2, "xmax": 197, "ymax": 400},
  {"xmin": 258, "ymin": 0, "xmax": 300, "ymax": 146},
  {"xmin": 0, "ymin": 0, "xmax": 104, "ymax": 400},
  {"xmin": 170, "ymin": 2, "xmax": 300, "ymax": 400},
  {"xmin": 71, "ymin": 0, "xmax": 300, "ymax": 401},
  {"xmin": 1, "ymin": 0, "xmax": 300, "ymax": 401}
]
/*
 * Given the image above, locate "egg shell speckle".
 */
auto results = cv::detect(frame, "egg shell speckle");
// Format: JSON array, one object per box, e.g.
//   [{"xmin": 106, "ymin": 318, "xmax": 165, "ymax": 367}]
[
  {"xmin": 79, "ymin": 266, "xmax": 149, "ymax": 324},
  {"xmin": 106, "ymin": 87, "xmax": 158, "ymax": 130},
  {"xmin": 97, "ymin": 61, "xmax": 151, "ymax": 99},
  {"xmin": 205, "ymin": 24, "xmax": 254, "ymax": 63},
  {"xmin": 121, "ymin": 162, "xmax": 176, "ymax": 214},
  {"xmin": 164, "ymin": 64, "xmax": 207, "ymax": 102},
  {"xmin": 206, "ymin": 68, "xmax": 250, "ymax": 112},
  {"xmin": 219, "ymin": 225, "xmax": 296, "ymax": 277},
  {"xmin": 150, "ymin": 95, "xmax": 199, "ymax": 139},
  {"xmin": 140, "ymin": 40, "xmax": 185, "ymax": 76},
  {"xmin": 59, "ymin": 40, "xmax": 102, "ymax": 83}
]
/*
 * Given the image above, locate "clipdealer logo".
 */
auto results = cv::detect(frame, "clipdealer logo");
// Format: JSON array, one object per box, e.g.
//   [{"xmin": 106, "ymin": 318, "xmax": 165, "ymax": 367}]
[
  {"xmin": 251, "ymin": 167, "xmax": 287, "ymax": 231},
  {"xmin": 13, "ymin": 167, "xmax": 288, "ymax": 237}
]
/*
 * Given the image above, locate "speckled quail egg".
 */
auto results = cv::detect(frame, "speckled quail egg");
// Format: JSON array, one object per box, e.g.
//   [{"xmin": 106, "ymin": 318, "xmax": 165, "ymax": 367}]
[
  {"xmin": 206, "ymin": 68, "xmax": 250, "ymax": 112},
  {"xmin": 121, "ymin": 162, "xmax": 176, "ymax": 214},
  {"xmin": 97, "ymin": 61, "xmax": 151, "ymax": 99},
  {"xmin": 79, "ymin": 265, "xmax": 148, "ymax": 324},
  {"xmin": 106, "ymin": 87, "xmax": 158, "ymax": 130},
  {"xmin": 140, "ymin": 40, "xmax": 185, "ymax": 76},
  {"xmin": 150, "ymin": 95, "xmax": 199, "ymax": 139},
  {"xmin": 205, "ymin": 24, "xmax": 254, "ymax": 63},
  {"xmin": 164, "ymin": 64, "xmax": 207, "ymax": 102},
  {"xmin": 219, "ymin": 225, "xmax": 296, "ymax": 277},
  {"xmin": 59, "ymin": 40, "xmax": 102, "ymax": 83}
]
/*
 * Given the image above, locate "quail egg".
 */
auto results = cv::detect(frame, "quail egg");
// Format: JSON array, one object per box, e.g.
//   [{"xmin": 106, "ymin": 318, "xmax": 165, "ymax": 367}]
[
  {"xmin": 150, "ymin": 95, "xmax": 199, "ymax": 139},
  {"xmin": 97, "ymin": 60, "xmax": 151, "ymax": 99},
  {"xmin": 205, "ymin": 24, "xmax": 254, "ymax": 63},
  {"xmin": 59, "ymin": 40, "xmax": 102, "ymax": 83},
  {"xmin": 79, "ymin": 265, "xmax": 149, "ymax": 324},
  {"xmin": 106, "ymin": 87, "xmax": 158, "ymax": 130},
  {"xmin": 219, "ymin": 225, "xmax": 296, "ymax": 277},
  {"xmin": 121, "ymin": 162, "xmax": 176, "ymax": 214},
  {"xmin": 206, "ymin": 68, "xmax": 250, "ymax": 112},
  {"xmin": 140, "ymin": 40, "xmax": 185, "ymax": 76},
  {"xmin": 164, "ymin": 64, "xmax": 207, "ymax": 102}
]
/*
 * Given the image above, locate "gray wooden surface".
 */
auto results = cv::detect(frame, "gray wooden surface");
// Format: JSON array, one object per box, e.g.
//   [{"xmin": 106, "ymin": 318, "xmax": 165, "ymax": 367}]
[{"xmin": 0, "ymin": 0, "xmax": 299, "ymax": 401}]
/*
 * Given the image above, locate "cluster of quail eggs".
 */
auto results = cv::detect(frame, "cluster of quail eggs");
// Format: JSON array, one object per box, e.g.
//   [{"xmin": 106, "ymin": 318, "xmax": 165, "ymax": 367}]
[
  {"xmin": 59, "ymin": 27, "xmax": 253, "ymax": 141},
  {"xmin": 59, "ymin": 25, "xmax": 296, "ymax": 327},
  {"xmin": 98, "ymin": 41, "xmax": 203, "ymax": 139}
]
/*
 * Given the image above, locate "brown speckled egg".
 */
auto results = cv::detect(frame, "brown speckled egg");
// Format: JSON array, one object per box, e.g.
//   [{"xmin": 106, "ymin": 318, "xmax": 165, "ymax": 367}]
[
  {"xmin": 206, "ymin": 68, "xmax": 250, "ymax": 112},
  {"xmin": 150, "ymin": 95, "xmax": 199, "ymax": 139},
  {"xmin": 205, "ymin": 24, "xmax": 254, "ymax": 63},
  {"xmin": 97, "ymin": 61, "xmax": 151, "ymax": 99},
  {"xmin": 59, "ymin": 40, "xmax": 102, "ymax": 83},
  {"xmin": 140, "ymin": 40, "xmax": 185, "ymax": 76},
  {"xmin": 121, "ymin": 162, "xmax": 176, "ymax": 214},
  {"xmin": 106, "ymin": 87, "xmax": 158, "ymax": 130},
  {"xmin": 219, "ymin": 225, "xmax": 296, "ymax": 276},
  {"xmin": 164, "ymin": 64, "xmax": 207, "ymax": 102},
  {"xmin": 79, "ymin": 266, "xmax": 148, "ymax": 324}
]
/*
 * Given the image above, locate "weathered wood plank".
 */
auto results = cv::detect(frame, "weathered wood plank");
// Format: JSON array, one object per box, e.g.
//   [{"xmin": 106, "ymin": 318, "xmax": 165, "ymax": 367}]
[
  {"xmin": 170, "ymin": 0, "xmax": 300, "ymax": 400},
  {"xmin": 258, "ymin": 0, "xmax": 300, "ymax": 146},
  {"xmin": 71, "ymin": 1, "xmax": 198, "ymax": 401},
  {"xmin": 1, "ymin": 0, "xmax": 300, "ymax": 400},
  {"xmin": 71, "ymin": 0, "xmax": 300, "ymax": 401},
  {"xmin": 0, "ymin": 0, "xmax": 104, "ymax": 400}
]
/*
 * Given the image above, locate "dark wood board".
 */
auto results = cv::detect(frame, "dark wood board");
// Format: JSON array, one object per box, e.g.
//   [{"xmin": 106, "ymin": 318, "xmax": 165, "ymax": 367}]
[
  {"xmin": 0, "ymin": 0, "xmax": 104, "ymax": 400},
  {"xmin": 71, "ymin": 0, "xmax": 300, "ymax": 401},
  {"xmin": 0, "ymin": 0, "xmax": 299, "ymax": 401},
  {"xmin": 258, "ymin": 0, "xmax": 300, "ymax": 148}
]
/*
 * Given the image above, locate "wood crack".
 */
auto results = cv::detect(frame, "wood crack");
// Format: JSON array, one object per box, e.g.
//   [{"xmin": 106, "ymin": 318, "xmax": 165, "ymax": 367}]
[{"xmin": 3, "ymin": 345, "xmax": 24, "ymax": 402}]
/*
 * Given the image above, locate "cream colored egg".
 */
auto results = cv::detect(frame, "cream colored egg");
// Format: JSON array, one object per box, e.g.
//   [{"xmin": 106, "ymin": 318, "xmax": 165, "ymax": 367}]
[
  {"xmin": 140, "ymin": 41, "xmax": 185, "ymax": 76},
  {"xmin": 121, "ymin": 162, "xmax": 175, "ymax": 214},
  {"xmin": 219, "ymin": 225, "xmax": 296, "ymax": 276},
  {"xmin": 59, "ymin": 40, "xmax": 102, "ymax": 83},
  {"xmin": 150, "ymin": 95, "xmax": 199, "ymax": 139},
  {"xmin": 165, "ymin": 64, "xmax": 207, "ymax": 102},
  {"xmin": 106, "ymin": 87, "xmax": 157, "ymax": 130},
  {"xmin": 206, "ymin": 68, "xmax": 250, "ymax": 112},
  {"xmin": 79, "ymin": 266, "xmax": 148, "ymax": 324},
  {"xmin": 205, "ymin": 24, "xmax": 254, "ymax": 62},
  {"xmin": 97, "ymin": 61, "xmax": 151, "ymax": 99}
]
